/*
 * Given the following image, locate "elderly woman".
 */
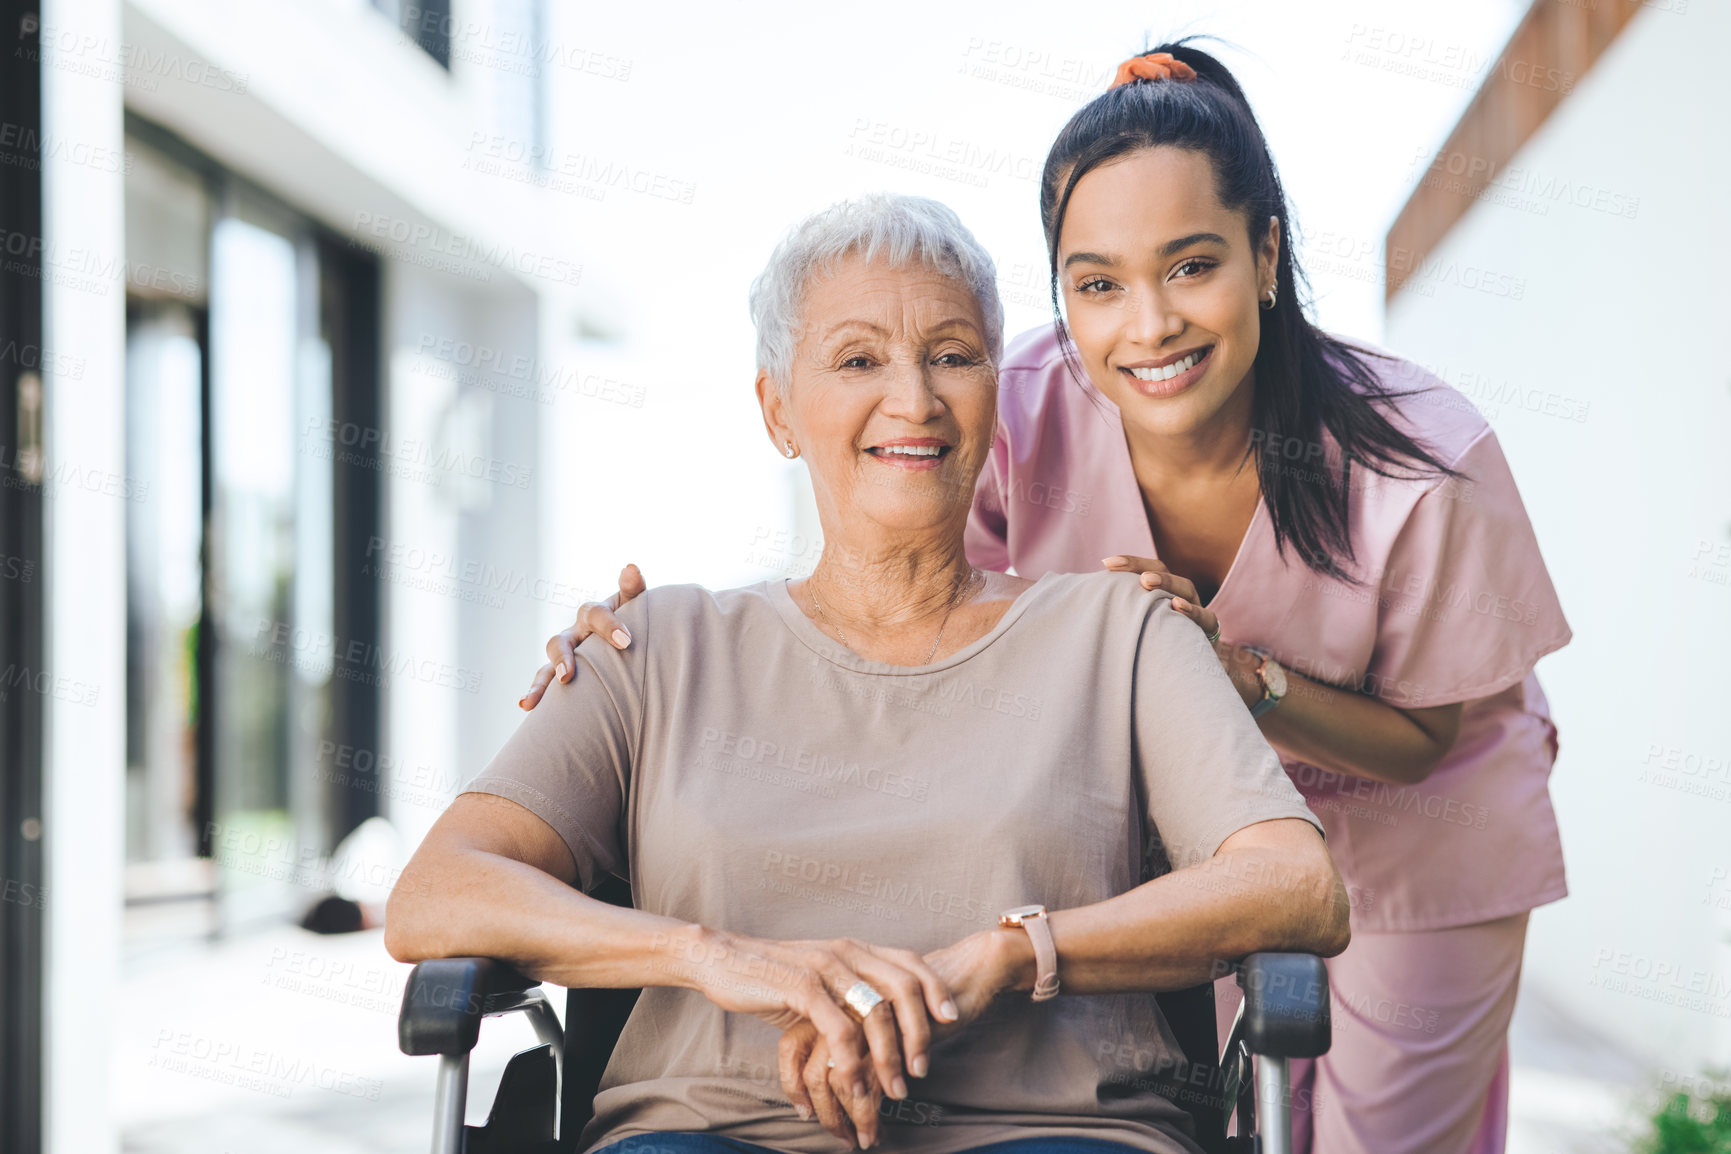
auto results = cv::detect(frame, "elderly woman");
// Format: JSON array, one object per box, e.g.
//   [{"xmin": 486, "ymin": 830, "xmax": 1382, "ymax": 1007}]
[{"xmin": 385, "ymin": 193, "xmax": 1349, "ymax": 1154}]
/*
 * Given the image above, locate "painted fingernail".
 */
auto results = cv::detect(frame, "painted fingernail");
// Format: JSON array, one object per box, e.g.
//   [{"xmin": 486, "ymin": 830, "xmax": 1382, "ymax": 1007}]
[
  {"xmin": 1102, "ymin": 556, "xmax": 1123, "ymax": 566},
  {"xmin": 556, "ymin": 662, "xmax": 568, "ymax": 681},
  {"xmin": 518, "ymin": 696, "xmax": 530, "ymax": 710},
  {"xmin": 940, "ymin": 1000, "xmax": 958, "ymax": 1021},
  {"xmin": 612, "ymin": 628, "xmax": 631, "ymax": 648},
  {"xmin": 1143, "ymin": 573, "xmax": 1160, "ymax": 587},
  {"xmin": 911, "ymin": 1055, "xmax": 927, "ymax": 1078},
  {"xmin": 795, "ymin": 1104, "xmax": 812, "ymax": 1120},
  {"xmin": 891, "ymin": 1076, "xmax": 907, "ymax": 1100}
]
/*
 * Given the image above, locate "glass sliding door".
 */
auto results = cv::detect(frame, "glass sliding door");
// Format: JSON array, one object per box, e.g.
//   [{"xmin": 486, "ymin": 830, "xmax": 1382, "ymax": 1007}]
[
  {"xmin": 121, "ymin": 136, "xmax": 214, "ymax": 944},
  {"xmin": 207, "ymin": 191, "xmax": 335, "ymax": 930},
  {"xmin": 122, "ymin": 120, "xmax": 380, "ymax": 942}
]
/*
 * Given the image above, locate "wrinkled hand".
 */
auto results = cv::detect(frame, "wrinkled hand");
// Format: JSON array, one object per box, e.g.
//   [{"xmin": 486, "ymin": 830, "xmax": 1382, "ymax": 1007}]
[
  {"xmin": 519, "ymin": 564, "xmax": 646, "ymax": 709},
  {"xmin": 779, "ymin": 1022, "xmax": 879, "ymax": 1149},
  {"xmin": 668, "ymin": 928, "xmax": 954, "ymax": 1128},
  {"xmin": 920, "ymin": 930, "xmax": 1018, "ymax": 1031},
  {"xmin": 778, "ymin": 929, "xmax": 1019, "ymax": 1147}
]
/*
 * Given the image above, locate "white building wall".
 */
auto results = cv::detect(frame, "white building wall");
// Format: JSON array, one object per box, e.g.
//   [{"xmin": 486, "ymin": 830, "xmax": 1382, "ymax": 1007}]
[
  {"xmin": 40, "ymin": 1, "xmax": 574, "ymax": 1148},
  {"xmin": 42, "ymin": 6, "xmax": 128, "ymax": 1151},
  {"xmin": 1384, "ymin": 1, "xmax": 1731, "ymax": 1074},
  {"xmin": 380, "ymin": 264, "xmax": 544, "ymax": 851}
]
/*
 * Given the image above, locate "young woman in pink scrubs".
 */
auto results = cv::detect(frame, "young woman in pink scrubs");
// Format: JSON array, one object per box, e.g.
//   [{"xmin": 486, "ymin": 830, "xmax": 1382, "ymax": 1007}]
[{"xmin": 520, "ymin": 43, "xmax": 1569, "ymax": 1154}]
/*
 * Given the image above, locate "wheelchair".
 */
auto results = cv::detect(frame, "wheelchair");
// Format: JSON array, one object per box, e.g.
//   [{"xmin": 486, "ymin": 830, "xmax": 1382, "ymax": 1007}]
[{"xmin": 396, "ymin": 877, "xmax": 1331, "ymax": 1154}]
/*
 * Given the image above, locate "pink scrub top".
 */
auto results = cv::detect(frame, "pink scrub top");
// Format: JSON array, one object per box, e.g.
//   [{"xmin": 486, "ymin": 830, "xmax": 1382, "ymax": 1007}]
[{"xmin": 966, "ymin": 326, "xmax": 1572, "ymax": 933}]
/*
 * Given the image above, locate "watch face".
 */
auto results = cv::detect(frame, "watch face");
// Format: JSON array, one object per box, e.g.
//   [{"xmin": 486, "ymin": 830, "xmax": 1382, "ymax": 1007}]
[
  {"xmin": 1263, "ymin": 660, "xmax": 1288, "ymax": 699},
  {"xmin": 999, "ymin": 904, "xmax": 1046, "ymax": 926}
]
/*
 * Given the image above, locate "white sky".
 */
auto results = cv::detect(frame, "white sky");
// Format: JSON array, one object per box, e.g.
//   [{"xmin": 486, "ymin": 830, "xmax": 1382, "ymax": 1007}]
[{"xmin": 537, "ymin": 0, "xmax": 1531, "ymax": 607}]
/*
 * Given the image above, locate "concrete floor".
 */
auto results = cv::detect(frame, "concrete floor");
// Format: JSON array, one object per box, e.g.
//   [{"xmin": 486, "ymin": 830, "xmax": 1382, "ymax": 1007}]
[{"xmin": 116, "ymin": 922, "xmax": 528, "ymax": 1154}]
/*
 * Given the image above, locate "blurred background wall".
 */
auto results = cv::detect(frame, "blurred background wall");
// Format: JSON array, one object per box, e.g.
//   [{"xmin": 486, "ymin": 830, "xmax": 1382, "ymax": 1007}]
[{"xmin": 1382, "ymin": 0, "xmax": 1731, "ymax": 1085}]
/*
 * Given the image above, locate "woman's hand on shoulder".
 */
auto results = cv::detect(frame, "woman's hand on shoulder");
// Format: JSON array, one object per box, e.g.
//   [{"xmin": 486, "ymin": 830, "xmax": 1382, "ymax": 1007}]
[
  {"xmin": 518, "ymin": 564, "xmax": 646, "ymax": 710},
  {"xmin": 1102, "ymin": 556, "xmax": 1220, "ymax": 645}
]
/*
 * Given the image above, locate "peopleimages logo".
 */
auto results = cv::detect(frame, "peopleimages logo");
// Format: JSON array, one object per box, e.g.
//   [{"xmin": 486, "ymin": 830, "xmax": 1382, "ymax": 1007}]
[
  {"xmin": 20, "ymin": 16, "xmax": 251, "ymax": 96},
  {"xmin": 1389, "ymin": 246, "xmax": 1526, "ymax": 300},
  {"xmin": 0, "ymin": 226, "xmax": 201, "ymax": 298},
  {"xmin": 301, "ymin": 416, "xmax": 533, "ymax": 491},
  {"xmin": 464, "ymin": 133, "xmax": 695, "ymax": 205},
  {"xmin": 349, "ymin": 211, "xmax": 583, "ymax": 287}
]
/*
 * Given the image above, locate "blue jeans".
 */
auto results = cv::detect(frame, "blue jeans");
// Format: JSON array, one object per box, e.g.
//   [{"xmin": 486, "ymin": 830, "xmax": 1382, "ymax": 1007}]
[{"xmin": 596, "ymin": 1135, "xmax": 1150, "ymax": 1154}]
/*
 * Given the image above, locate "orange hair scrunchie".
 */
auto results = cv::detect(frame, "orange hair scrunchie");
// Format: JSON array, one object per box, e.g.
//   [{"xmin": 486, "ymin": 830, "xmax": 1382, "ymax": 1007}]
[{"xmin": 1109, "ymin": 51, "xmax": 1197, "ymax": 89}]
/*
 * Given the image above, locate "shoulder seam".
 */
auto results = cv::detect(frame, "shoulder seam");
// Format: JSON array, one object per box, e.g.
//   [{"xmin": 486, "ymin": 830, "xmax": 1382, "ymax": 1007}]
[{"xmin": 1415, "ymin": 423, "xmax": 1495, "ymax": 498}]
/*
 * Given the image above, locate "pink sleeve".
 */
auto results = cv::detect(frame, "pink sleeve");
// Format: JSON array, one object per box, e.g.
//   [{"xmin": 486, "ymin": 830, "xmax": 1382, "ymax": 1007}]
[
  {"xmin": 1363, "ymin": 429, "xmax": 1571, "ymax": 708},
  {"xmin": 964, "ymin": 427, "xmax": 1011, "ymax": 572}
]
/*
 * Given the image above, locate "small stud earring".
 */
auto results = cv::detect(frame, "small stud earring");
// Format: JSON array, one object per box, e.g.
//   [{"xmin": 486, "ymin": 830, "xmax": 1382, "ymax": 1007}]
[
  {"xmin": 783, "ymin": 441, "xmax": 798, "ymax": 458},
  {"xmin": 1262, "ymin": 285, "xmax": 1278, "ymax": 311}
]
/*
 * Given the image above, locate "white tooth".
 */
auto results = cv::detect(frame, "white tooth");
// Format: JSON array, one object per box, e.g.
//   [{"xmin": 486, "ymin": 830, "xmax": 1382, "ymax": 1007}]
[
  {"xmin": 1180, "ymin": 354, "xmax": 1195, "ymax": 372},
  {"xmin": 1159, "ymin": 363, "xmax": 1177, "ymax": 381}
]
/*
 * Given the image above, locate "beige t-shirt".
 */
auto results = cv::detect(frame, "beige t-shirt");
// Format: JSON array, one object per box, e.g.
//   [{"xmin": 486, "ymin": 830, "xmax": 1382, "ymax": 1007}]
[{"xmin": 465, "ymin": 570, "xmax": 1320, "ymax": 1154}]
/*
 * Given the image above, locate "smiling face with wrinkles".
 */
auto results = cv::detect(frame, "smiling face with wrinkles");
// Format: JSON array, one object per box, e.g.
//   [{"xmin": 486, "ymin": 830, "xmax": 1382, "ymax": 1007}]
[{"xmin": 757, "ymin": 252, "xmax": 998, "ymax": 551}]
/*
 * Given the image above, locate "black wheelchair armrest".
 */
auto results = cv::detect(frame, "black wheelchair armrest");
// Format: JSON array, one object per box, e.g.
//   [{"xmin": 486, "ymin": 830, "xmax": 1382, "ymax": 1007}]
[
  {"xmin": 399, "ymin": 956, "xmax": 544, "ymax": 1057},
  {"xmin": 1237, "ymin": 951, "xmax": 1330, "ymax": 1059},
  {"xmin": 399, "ymin": 958, "xmax": 565, "ymax": 1154}
]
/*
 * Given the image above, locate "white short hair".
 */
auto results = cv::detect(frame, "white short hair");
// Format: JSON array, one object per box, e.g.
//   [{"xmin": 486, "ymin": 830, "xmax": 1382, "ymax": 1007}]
[{"xmin": 748, "ymin": 193, "xmax": 1004, "ymax": 390}]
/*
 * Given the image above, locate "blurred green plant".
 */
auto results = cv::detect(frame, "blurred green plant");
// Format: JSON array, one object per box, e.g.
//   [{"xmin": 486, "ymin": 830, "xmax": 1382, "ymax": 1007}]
[{"xmin": 1638, "ymin": 1083, "xmax": 1731, "ymax": 1154}]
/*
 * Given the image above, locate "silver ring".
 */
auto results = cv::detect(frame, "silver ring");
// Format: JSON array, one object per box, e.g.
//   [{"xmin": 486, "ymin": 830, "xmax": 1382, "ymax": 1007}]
[
  {"xmin": 843, "ymin": 980, "xmax": 884, "ymax": 1021},
  {"xmin": 1205, "ymin": 620, "xmax": 1222, "ymax": 644}
]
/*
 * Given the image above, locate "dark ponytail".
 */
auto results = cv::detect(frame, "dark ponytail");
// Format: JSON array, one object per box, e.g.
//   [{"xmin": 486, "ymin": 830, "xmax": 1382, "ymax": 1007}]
[{"xmin": 1041, "ymin": 39, "xmax": 1456, "ymax": 580}]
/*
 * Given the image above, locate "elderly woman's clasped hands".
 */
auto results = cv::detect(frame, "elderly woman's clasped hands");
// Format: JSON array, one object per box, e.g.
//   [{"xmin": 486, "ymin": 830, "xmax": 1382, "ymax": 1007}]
[
  {"xmin": 658, "ymin": 924, "xmax": 965, "ymax": 1147},
  {"xmin": 646, "ymin": 908, "xmax": 1024, "ymax": 1147},
  {"xmin": 769, "ymin": 931, "xmax": 1018, "ymax": 1148}
]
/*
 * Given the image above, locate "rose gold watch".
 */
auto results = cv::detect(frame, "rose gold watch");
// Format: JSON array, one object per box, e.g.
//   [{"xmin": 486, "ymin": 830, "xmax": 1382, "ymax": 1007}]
[
  {"xmin": 999, "ymin": 904, "xmax": 1060, "ymax": 1001},
  {"xmin": 1247, "ymin": 649, "xmax": 1288, "ymax": 719}
]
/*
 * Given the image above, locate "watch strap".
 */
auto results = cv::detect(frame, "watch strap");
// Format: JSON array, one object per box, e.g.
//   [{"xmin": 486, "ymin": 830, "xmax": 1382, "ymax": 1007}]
[{"xmin": 1023, "ymin": 913, "xmax": 1060, "ymax": 1002}]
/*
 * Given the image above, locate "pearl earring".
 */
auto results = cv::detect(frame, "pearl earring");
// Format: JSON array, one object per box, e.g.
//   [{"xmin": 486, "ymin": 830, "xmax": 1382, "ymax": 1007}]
[{"xmin": 783, "ymin": 441, "xmax": 797, "ymax": 458}]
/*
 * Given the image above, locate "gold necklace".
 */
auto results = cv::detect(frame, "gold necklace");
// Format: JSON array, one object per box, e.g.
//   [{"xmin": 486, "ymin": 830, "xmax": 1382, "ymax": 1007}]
[{"xmin": 809, "ymin": 568, "xmax": 980, "ymax": 665}]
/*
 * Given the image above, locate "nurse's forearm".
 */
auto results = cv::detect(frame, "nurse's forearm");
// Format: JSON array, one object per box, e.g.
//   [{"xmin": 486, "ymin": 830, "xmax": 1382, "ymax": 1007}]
[{"xmin": 1231, "ymin": 661, "xmax": 1462, "ymax": 785}]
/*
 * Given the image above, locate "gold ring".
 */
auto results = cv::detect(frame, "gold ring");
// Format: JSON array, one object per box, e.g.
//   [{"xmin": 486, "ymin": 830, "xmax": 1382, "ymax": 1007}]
[{"xmin": 843, "ymin": 980, "xmax": 884, "ymax": 1021}]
